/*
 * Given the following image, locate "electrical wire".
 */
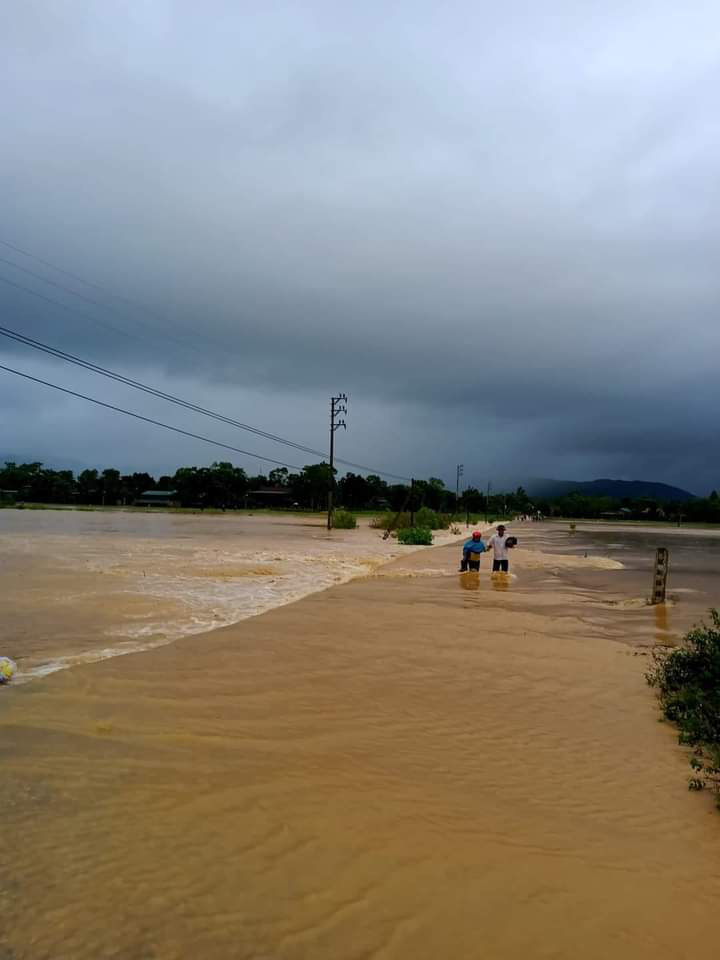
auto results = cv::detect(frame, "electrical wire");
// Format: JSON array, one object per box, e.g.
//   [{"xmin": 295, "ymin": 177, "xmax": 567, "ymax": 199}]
[
  {"xmin": 0, "ymin": 241, "xmax": 262, "ymax": 362},
  {"xmin": 0, "ymin": 323, "xmax": 329, "ymax": 458},
  {"xmin": 0, "ymin": 257, "xmax": 205, "ymax": 357},
  {"xmin": 0, "ymin": 273, "xmax": 157, "ymax": 349},
  {"xmin": 0, "ymin": 237, "xmax": 173, "ymax": 324},
  {"xmin": 0, "ymin": 322, "xmax": 411, "ymax": 481},
  {"xmin": 0, "ymin": 362, "xmax": 306, "ymax": 471},
  {"xmin": 0, "ymin": 239, "xmax": 412, "ymax": 480}
]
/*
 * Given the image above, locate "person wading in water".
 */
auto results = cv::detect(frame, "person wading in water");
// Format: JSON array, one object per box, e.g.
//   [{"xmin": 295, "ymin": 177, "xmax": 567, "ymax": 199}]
[
  {"xmin": 459, "ymin": 531, "xmax": 486, "ymax": 572},
  {"xmin": 488, "ymin": 524, "xmax": 513, "ymax": 574}
]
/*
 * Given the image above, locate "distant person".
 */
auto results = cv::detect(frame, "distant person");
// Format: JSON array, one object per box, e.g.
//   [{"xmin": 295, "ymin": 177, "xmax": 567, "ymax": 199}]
[
  {"xmin": 488, "ymin": 524, "xmax": 513, "ymax": 574},
  {"xmin": 460, "ymin": 531, "xmax": 486, "ymax": 572}
]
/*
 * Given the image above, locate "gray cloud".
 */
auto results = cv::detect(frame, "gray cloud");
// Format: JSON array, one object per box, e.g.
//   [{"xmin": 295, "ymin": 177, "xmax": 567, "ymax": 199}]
[{"xmin": 1, "ymin": 1, "xmax": 719, "ymax": 492}]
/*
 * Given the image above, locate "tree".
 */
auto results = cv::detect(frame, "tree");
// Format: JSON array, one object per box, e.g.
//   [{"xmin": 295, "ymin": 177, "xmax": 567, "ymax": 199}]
[
  {"xmin": 507, "ymin": 486, "xmax": 531, "ymax": 514},
  {"xmin": 289, "ymin": 463, "xmax": 334, "ymax": 510},
  {"xmin": 50, "ymin": 470, "xmax": 75, "ymax": 503},
  {"xmin": 169, "ymin": 463, "xmax": 246, "ymax": 508},
  {"xmin": 460, "ymin": 486, "xmax": 484, "ymax": 514},
  {"xmin": 387, "ymin": 483, "xmax": 411, "ymax": 511},
  {"xmin": 205, "ymin": 461, "xmax": 248, "ymax": 508},
  {"xmin": 77, "ymin": 469, "xmax": 99, "ymax": 504},
  {"xmin": 268, "ymin": 468, "xmax": 289, "ymax": 487},
  {"xmin": 337, "ymin": 472, "xmax": 371, "ymax": 509},
  {"xmin": 412, "ymin": 477, "xmax": 450, "ymax": 512},
  {"xmin": 100, "ymin": 468, "xmax": 122, "ymax": 505},
  {"xmin": 122, "ymin": 472, "xmax": 156, "ymax": 504}
]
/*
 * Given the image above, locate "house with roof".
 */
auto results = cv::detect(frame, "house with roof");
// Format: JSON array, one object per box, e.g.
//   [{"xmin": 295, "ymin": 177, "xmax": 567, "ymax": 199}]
[{"xmin": 135, "ymin": 489, "xmax": 179, "ymax": 507}]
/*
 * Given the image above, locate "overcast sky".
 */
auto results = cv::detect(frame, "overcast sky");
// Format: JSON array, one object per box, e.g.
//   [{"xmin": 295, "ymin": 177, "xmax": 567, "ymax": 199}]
[{"xmin": 2, "ymin": 1, "xmax": 718, "ymax": 493}]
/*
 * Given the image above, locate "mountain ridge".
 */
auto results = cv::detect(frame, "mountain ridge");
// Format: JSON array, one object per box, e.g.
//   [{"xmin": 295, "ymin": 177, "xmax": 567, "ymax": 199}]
[{"xmin": 524, "ymin": 477, "xmax": 696, "ymax": 502}]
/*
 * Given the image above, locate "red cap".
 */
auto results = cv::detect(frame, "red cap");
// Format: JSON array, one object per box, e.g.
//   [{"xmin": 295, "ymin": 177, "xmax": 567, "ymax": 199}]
[{"xmin": 472, "ymin": 531, "xmax": 482, "ymax": 540}]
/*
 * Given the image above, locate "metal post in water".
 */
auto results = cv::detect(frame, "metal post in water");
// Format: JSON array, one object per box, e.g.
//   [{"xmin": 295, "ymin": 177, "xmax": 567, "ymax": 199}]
[{"xmin": 650, "ymin": 547, "xmax": 669, "ymax": 604}]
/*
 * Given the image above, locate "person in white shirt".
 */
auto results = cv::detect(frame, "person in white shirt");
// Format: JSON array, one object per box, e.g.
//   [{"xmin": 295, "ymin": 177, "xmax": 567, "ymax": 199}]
[{"xmin": 488, "ymin": 524, "xmax": 510, "ymax": 573}]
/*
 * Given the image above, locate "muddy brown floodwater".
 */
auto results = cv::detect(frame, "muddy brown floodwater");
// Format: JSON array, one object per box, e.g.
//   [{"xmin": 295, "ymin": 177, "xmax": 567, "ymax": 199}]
[
  {"xmin": 0, "ymin": 510, "xmax": 460, "ymax": 681},
  {"xmin": 1, "ymin": 517, "xmax": 720, "ymax": 959}
]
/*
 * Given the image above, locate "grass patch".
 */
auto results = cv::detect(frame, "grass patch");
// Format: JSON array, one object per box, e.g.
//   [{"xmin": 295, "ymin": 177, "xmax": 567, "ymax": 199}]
[
  {"xmin": 332, "ymin": 510, "xmax": 357, "ymax": 529},
  {"xmin": 396, "ymin": 527, "xmax": 433, "ymax": 545},
  {"xmin": 647, "ymin": 609, "xmax": 720, "ymax": 808}
]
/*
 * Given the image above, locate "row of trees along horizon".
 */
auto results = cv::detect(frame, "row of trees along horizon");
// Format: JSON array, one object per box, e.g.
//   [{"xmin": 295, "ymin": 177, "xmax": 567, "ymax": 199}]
[{"xmin": 1, "ymin": 460, "xmax": 719, "ymax": 522}]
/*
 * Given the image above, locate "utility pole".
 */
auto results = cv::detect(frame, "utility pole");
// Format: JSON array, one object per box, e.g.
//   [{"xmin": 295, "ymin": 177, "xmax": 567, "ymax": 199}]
[
  {"xmin": 456, "ymin": 463, "xmax": 464, "ymax": 514},
  {"xmin": 327, "ymin": 393, "xmax": 347, "ymax": 530},
  {"xmin": 485, "ymin": 480, "xmax": 491, "ymax": 524},
  {"xmin": 410, "ymin": 477, "xmax": 416, "ymax": 527}
]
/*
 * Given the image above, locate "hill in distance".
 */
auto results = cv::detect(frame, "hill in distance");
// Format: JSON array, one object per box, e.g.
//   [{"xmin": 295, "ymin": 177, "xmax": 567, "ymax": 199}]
[{"xmin": 525, "ymin": 478, "xmax": 696, "ymax": 502}]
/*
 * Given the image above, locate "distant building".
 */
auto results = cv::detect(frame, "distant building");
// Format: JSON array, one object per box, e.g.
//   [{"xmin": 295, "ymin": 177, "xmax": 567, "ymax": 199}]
[
  {"xmin": 0, "ymin": 489, "xmax": 18, "ymax": 503},
  {"xmin": 247, "ymin": 486, "xmax": 293, "ymax": 507},
  {"xmin": 135, "ymin": 489, "xmax": 180, "ymax": 507}
]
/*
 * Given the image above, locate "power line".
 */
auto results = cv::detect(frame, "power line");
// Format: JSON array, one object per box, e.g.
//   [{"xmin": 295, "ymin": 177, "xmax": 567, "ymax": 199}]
[
  {"xmin": 0, "ymin": 255, "xmax": 121, "ymax": 314},
  {"xmin": 0, "ymin": 257, "xmax": 205, "ymax": 358},
  {"xmin": 0, "ymin": 321, "xmax": 411, "ymax": 481},
  {"xmin": 0, "ymin": 240, "xmax": 261, "ymax": 365},
  {"xmin": 0, "ymin": 273, "xmax": 156, "ymax": 350},
  {"xmin": 0, "ymin": 237, "xmax": 173, "ymax": 325},
  {"xmin": 0, "ymin": 323, "xmax": 328, "ymax": 458},
  {"xmin": 0, "ymin": 362, "xmax": 306, "ymax": 472},
  {"xmin": 0, "ymin": 237, "xmax": 412, "ymax": 481}
]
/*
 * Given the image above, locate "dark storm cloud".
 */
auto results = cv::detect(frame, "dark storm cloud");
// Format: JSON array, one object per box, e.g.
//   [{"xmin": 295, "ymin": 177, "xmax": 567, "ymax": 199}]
[{"xmin": 1, "ymin": 1, "xmax": 719, "ymax": 491}]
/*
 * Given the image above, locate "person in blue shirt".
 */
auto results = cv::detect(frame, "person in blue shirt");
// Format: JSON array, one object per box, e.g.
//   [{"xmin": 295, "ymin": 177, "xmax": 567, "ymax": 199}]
[{"xmin": 460, "ymin": 531, "xmax": 486, "ymax": 571}]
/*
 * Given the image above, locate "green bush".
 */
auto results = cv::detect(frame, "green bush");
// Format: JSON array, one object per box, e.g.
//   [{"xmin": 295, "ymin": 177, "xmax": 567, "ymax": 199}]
[
  {"xmin": 647, "ymin": 609, "xmax": 720, "ymax": 808},
  {"xmin": 370, "ymin": 512, "xmax": 412, "ymax": 530},
  {"xmin": 371, "ymin": 509, "xmax": 451, "ymax": 531},
  {"xmin": 332, "ymin": 510, "xmax": 357, "ymax": 529},
  {"xmin": 414, "ymin": 507, "xmax": 450, "ymax": 530},
  {"xmin": 396, "ymin": 526, "xmax": 433, "ymax": 545}
]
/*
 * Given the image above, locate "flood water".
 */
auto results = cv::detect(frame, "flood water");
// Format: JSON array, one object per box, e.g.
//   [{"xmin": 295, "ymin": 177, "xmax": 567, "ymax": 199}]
[
  {"xmin": 0, "ymin": 509, "xmax": 444, "ymax": 682},
  {"xmin": 1, "ymin": 515, "xmax": 720, "ymax": 959}
]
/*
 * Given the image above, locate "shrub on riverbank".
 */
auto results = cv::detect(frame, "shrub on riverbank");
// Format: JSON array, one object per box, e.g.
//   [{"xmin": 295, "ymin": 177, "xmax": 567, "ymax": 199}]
[
  {"xmin": 397, "ymin": 527, "xmax": 433, "ymax": 545},
  {"xmin": 647, "ymin": 609, "xmax": 720, "ymax": 808},
  {"xmin": 371, "ymin": 512, "xmax": 411, "ymax": 530},
  {"xmin": 332, "ymin": 510, "xmax": 357, "ymax": 529},
  {"xmin": 414, "ymin": 507, "xmax": 450, "ymax": 530},
  {"xmin": 371, "ymin": 509, "xmax": 451, "ymax": 532}
]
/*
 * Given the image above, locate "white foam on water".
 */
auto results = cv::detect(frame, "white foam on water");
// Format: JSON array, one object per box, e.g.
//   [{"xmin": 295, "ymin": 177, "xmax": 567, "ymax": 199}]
[
  {"xmin": 15, "ymin": 641, "xmax": 165, "ymax": 684},
  {"xmin": 4, "ymin": 514, "xmax": 467, "ymax": 685},
  {"xmin": 13, "ymin": 550, "xmax": 397, "ymax": 684}
]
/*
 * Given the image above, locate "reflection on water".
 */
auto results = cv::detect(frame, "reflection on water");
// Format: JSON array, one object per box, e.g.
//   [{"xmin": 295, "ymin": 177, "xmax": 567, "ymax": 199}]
[
  {"xmin": 653, "ymin": 602, "xmax": 674, "ymax": 645},
  {"xmin": 458, "ymin": 571, "xmax": 480, "ymax": 591},
  {"xmin": 490, "ymin": 572, "xmax": 511, "ymax": 592}
]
